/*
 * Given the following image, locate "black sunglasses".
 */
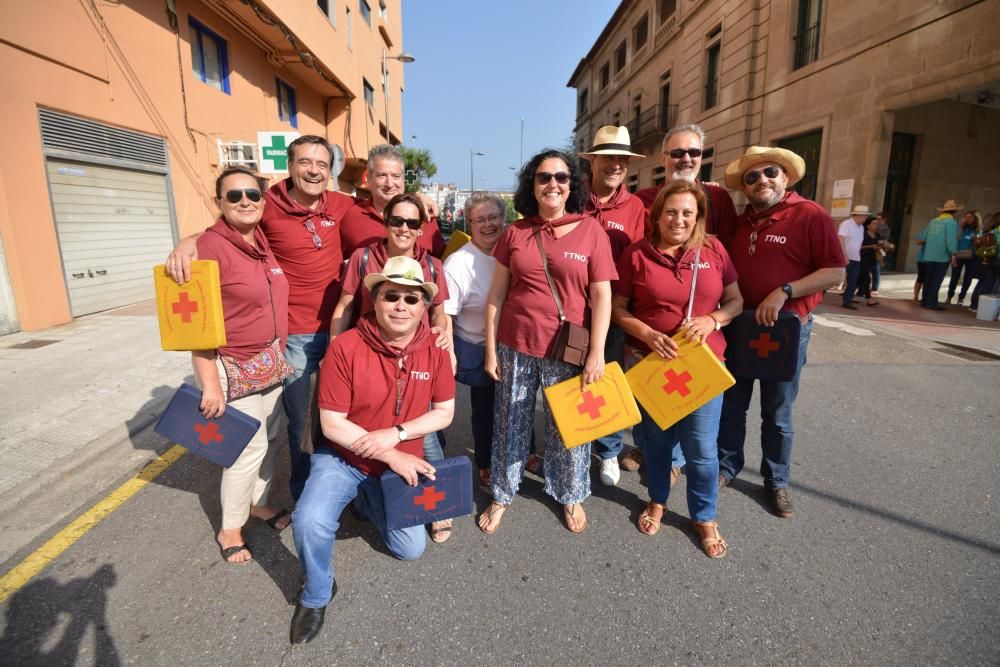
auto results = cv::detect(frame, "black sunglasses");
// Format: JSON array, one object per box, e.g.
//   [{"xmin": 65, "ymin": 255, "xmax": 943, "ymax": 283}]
[
  {"xmin": 381, "ymin": 290, "xmax": 423, "ymax": 305},
  {"xmin": 224, "ymin": 188, "xmax": 263, "ymax": 203},
  {"xmin": 667, "ymin": 148, "xmax": 703, "ymax": 159},
  {"xmin": 534, "ymin": 171, "xmax": 571, "ymax": 185},
  {"xmin": 743, "ymin": 166, "xmax": 783, "ymax": 186},
  {"xmin": 386, "ymin": 215, "xmax": 423, "ymax": 230}
]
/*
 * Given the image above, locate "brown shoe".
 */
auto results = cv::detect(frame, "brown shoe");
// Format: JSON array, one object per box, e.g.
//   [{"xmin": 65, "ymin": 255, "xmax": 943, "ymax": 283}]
[
  {"xmin": 718, "ymin": 474, "xmax": 730, "ymax": 489},
  {"xmin": 619, "ymin": 448, "xmax": 643, "ymax": 472},
  {"xmin": 768, "ymin": 488, "xmax": 795, "ymax": 518}
]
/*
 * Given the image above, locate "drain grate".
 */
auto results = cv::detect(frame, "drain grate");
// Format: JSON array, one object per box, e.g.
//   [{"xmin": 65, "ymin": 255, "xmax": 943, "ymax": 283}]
[
  {"xmin": 932, "ymin": 344, "xmax": 1000, "ymax": 361},
  {"xmin": 6, "ymin": 339, "xmax": 60, "ymax": 350}
]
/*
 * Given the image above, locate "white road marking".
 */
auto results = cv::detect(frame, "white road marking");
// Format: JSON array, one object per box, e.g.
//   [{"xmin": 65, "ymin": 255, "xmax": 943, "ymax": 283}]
[{"xmin": 812, "ymin": 314, "xmax": 876, "ymax": 336}]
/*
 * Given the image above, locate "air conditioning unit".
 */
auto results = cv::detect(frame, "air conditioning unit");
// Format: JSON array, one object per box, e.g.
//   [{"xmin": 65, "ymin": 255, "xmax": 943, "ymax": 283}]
[{"xmin": 217, "ymin": 140, "xmax": 259, "ymax": 170}]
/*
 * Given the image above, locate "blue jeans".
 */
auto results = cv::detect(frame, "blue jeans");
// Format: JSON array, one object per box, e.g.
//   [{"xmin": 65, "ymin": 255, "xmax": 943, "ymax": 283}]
[
  {"xmin": 623, "ymin": 345, "xmax": 685, "ymax": 469},
  {"xmin": 637, "ymin": 395, "xmax": 722, "ymax": 522},
  {"xmin": 423, "ymin": 430, "xmax": 444, "ymax": 463},
  {"xmin": 843, "ymin": 260, "xmax": 861, "ymax": 305},
  {"xmin": 922, "ymin": 262, "xmax": 949, "ymax": 308},
  {"xmin": 283, "ymin": 332, "xmax": 329, "ymax": 501},
  {"xmin": 717, "ymin": 319, "xmax": 813, "ymax": 489},
  {"xmin": 593, "ymin": 325, "xmax": 625, "ymax": 460},
  {"xmin": 292, "ymin": 448, "xmax": 425, "ymax": 608}
]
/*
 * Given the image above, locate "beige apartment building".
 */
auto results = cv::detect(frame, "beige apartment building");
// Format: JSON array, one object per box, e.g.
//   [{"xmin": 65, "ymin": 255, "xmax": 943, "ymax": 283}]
[
  {"xmin": 0, "ymin": 0, "xmax": 408, "ymax": 333},
  {"xmin": 569, "ymin": 0, "xmax": 1000, "ymax": 270}
]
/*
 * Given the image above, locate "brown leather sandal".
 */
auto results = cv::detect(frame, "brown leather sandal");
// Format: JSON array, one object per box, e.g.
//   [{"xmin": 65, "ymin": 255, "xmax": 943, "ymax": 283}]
[
  {"xmin": 563, "ymin": 503, "xmax": 588, "ymax": 533},
  {"xmin": 637, "ymin": 501, "xmax": 666, "ymax": 536},
  {"xmin": 691, "ymin": 520, "xmax": 728, "ymax": 559},
  {"xmin": 477, "ymin": 502, "xmax": 507, "ymax": 534}
]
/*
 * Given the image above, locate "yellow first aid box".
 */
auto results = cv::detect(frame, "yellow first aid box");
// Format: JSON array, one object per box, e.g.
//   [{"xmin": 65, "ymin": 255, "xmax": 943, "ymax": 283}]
[
  {"xmin": 440, "ymin": 230, "xmax": 471, "ymax": 262},
  {"xmin": 543, "ymin": 362, "xmax": 641, "ymax": 449},
  {"xmin": 624, "ymin": 335, "xmax": 735, "ymax": 431},
  {"xmin": 153, "ymin": 260, "xmax": 227, "ymax": 351}
]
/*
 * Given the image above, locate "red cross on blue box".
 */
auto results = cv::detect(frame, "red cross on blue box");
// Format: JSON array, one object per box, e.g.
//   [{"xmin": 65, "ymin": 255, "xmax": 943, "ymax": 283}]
[
  {"xmin": 413, "ymin": 486, "xmax": 446, "ymax": 511},
  {"xmin": 194, "ymin": 422, "xmax": 224, "ymax": 445}
]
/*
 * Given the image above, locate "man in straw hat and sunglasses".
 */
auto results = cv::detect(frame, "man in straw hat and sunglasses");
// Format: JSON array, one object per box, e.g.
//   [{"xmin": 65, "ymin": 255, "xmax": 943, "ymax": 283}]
[
  {"xmin": 716, "ymin": 146, "xmax": 845, "ymax": 518},
  {"xmin": 289, "ymin": 255, "xmax": 455, "ymax": 644},
  {"xmin": 917, "ymin": 199, "xmax": 961, "ymax": 311},
  {"xmin": 579, "ymin": 126, "xmax": 648, "ymax": 486}
]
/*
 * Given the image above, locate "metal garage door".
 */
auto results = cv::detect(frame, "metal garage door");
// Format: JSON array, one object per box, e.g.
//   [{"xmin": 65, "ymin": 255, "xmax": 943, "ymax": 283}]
[{"xmin": 46, "ymin": 159, "xmax": 176, "ymax": 316}]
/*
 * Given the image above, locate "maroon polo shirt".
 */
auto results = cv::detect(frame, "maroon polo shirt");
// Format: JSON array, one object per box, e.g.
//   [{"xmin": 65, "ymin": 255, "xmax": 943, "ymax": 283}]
[{"xmin": 585, "ymin": 183, "xmax": 647, "ymax": 261}]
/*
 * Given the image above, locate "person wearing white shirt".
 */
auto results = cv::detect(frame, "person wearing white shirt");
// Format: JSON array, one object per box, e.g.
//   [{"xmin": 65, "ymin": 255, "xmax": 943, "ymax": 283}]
[{"xmin": 838, "ymin": 205, "xmax": 869, "ymax": 309}]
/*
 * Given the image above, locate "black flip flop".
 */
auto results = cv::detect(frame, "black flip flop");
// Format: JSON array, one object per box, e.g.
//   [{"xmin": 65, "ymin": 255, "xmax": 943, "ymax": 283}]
[
  {"xmin": 219, "ymin": 543, "xmax": 252, "ymax": 564},
  {"xmin": 265, "ymin": 508, "xmax": 291, "ymax": 532}
]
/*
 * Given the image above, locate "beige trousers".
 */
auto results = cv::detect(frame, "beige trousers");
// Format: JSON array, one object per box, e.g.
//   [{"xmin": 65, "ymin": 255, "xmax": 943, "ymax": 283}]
[{"xmin": 195, "ymin": 358, "xmax": 285, "ymax": 530}]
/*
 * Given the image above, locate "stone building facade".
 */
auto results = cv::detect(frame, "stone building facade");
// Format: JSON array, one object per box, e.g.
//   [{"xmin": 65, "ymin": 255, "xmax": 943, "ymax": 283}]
[{"xmin": 568, "ymin": 0, "xmax": 1000, "ymax": 270}]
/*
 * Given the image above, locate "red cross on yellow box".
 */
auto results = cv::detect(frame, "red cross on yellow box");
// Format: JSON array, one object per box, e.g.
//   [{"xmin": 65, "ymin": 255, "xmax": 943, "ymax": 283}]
[
  {"xmin": 625, "ymin": 333, "xmax": 735, "ymax": 431},
  {"xmin": 543, "ymin": 362, "xmax": 640, "ymax": 449},
  {"xmin": 153, "ymin": 260, "xmax": 227, "ymax": 351}
]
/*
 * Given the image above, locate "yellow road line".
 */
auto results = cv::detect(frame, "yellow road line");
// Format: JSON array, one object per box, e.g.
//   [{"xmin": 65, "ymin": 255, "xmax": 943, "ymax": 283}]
[{"xmin": 0, "ymin": 444, "xmax": 188, "ymax": 603}]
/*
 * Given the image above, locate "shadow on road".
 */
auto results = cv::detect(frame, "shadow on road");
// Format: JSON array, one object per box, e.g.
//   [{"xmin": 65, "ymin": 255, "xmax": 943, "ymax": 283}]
[{"xmin": 0, "ymin": 564, "xmax": 121, "ymax": 666}]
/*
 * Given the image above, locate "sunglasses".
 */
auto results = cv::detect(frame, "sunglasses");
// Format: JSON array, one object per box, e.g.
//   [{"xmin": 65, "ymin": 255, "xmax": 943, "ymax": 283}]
[
  {"xmin": 224, "ymin": 188, "xmax": 263, "ymax": 203},
  {"xmin": 666, "ymin": 148, "xmax": 703, "ymax": 159},
  {"xmin": 304, "ymin": 219, "xmax": 322, "ymax": 249},
  {"xmin": 742, "ymin": 166, "xmax": 783, "ymax": 186},
  {"xmin": 381, "ymin": 290, "xmax": 423, "ymax": 305},
  {"xmin": 534, "ymin": 171, "xmax": 571, "ymax": 185},
  {"xmin": 386, "ymin": 215, "xmax": 423, "ymax": 230}
]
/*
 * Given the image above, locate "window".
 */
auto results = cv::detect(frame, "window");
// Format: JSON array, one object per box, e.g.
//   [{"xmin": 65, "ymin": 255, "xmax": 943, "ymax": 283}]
[
  {"xmin": 317, "ymin": 0, "xmax": 334, "ymax": 24},
  {"xmin": 578, "ymin": 88, "xmax": 589, "ymax": 116},
  {"xmin": 188, "ymin": 17, "xmax": 230, "ymax": 94},
  {"xmin": 653, "ymin": 166, "xmax": 666, "ymax": 187},
  {"xmin": 379, "ymin": 0, "xmax": 387, "ymax": 21},
  {"xmin": 634, "ymin": 14, "xmax": 649, "ymax": 51},
  {"xmin": 627, "ymin": 174, "xmax": 639, "ymax": 193},
  {"xmin": 359, "ymin": 0, "xmax": 371, "ymax": 26},
  {"xmin": 793, "ymin": 0, "xmax": 822, "ymax": 69},
  {"xmin": 615, "ymin": 40, "xmax": 627, "ymax": 73},
  {"xmin": 704, "ymin": 27, "xmax": 721, "ymax": 109},
  {"xmin": 613, "ymin": 111, "xmax": 621, "ymax": 127},
  {"xmin": 779, "ymin": 130, "xmax": 822, "ymax": 200},
  {"xmin": 600, "ymin": 62, "xmax": 610, "ymax": 89},
  {"xmin": 276, "ymin": 78, "xmax": 297, "ymax": 128},
  {"xmin": 346, "ymin": 6, "xmax": 352, "ymax": 48},
  {"xmin": 659, "ymin": 0, "xmax": 677, "ymax": 23},
  {"xmin": 698, "ymin": 148, "xmax": 714, "ymax": 182},
  {"xmin": 363, "ymin": 78, "xmax": 375, "ymax": 107},
  {"xmin": 658, "ymin": 74, "xmax": 671, "ymax": 128}
]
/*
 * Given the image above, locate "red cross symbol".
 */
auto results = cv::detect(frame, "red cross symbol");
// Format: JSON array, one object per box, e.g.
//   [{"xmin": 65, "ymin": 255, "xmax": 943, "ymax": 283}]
[
  {"xmin": 577, "ymin": 390, "xmax": 607, "ymax": 420},
  {"xmin": 171, "ymin": 292, "xmax": 199, "ymax": 323},
  {"xmin": 193, "ymin": 422, "xmax": 224, "ymax": 445},
  {"xmin": 662, "ymin": 369, "xmax": 693, "ymax": 397},
  {"xmin": 749, "ymin": 332, "xmax": 781, "ymax": 358},
  {"xmin": 413, "ymin": 486, "xmax": 446, "ymax": 511}
]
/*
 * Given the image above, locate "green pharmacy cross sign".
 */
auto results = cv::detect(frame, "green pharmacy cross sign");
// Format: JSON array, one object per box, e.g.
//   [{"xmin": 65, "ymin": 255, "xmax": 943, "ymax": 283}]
[
  {"xmin": 257, "ymin": 132, "xmax": 299, "ymax": 173},
  {"xmin": 405, "ymin": 169, "xmax": 417, "ymax": 186}
]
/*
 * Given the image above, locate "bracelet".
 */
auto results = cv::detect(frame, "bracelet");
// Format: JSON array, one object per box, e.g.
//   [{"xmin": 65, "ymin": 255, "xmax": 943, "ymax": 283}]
[{"xmin": 708, "ymin": 313, "xmax": 722, "ymax": 331}]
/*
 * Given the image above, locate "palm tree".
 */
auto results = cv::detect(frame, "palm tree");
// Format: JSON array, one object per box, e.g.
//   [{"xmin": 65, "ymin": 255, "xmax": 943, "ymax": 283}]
[{"xmin": 401, "ymin": 147, "xmax": 438, "ymax": 193}]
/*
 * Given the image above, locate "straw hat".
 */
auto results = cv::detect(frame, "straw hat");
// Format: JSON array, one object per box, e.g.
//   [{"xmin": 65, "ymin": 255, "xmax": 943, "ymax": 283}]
[
  {"xmin": 363, "ymin": 255, "xmax": 438, "ymax": 299},
  {"xmin": 850, "ymin": 205, "xmax": 871, "ymax": 216},
  {"xmin": 724, "ymin": 146, "xmax": 806, "ymax": 190},
  {"xmin": 579, "ymin": 126, "xmax": 645, "ymax": 159},
  {"xmin": 936, "ymin": 199, "xmax": 964, "ymax": 213}
]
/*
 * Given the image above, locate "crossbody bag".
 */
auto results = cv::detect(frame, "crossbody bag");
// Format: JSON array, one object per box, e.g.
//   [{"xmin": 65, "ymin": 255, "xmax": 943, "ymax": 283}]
[{"xmin": 534, "ymin": 230, "xmax": 590, "ymax": 367}]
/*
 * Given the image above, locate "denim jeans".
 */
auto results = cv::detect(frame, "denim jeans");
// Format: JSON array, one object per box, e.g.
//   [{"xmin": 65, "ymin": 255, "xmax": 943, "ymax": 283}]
[
  {"xmin": 593, "ymin": 325, "xmax": 625, "ymax": 460},
  {"xmin": 292, "ymin": 448, "xmax": 425, "ymax": 609},
  {"xmin": 282, "ymin": 332, "xmax": 329, "ymax": 501},
  {"xmin": 637, "ymin": 395, "xmax": 722, "ymax": 522},
  {"xmin": 922, "ymin": 262, "xmax": 949, "ymax": 308},
  {"xmin": 971, "ymin": 261, "xmax": 1000, "ymax": 309},
  {"xmin": 423, "ymin": 430, "xmax": 444, "ymax": 463},
  {"xmin": 947, "ymin": 258, "xmax": 975, "ymax": 301},
  {"xmin": 623, "ymin": 345, "xmax": 685, "ymax": 469},
  {"xmin": 717, "ymin": 319, "xmax": 813, "ymax": 489},
  {"xmin": 843, "ymin": 260, "xmax": 861, "ymax": 305}
]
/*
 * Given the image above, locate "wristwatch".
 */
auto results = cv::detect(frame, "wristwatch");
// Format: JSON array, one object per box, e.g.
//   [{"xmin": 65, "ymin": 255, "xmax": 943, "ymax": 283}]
[
  {"xmin": 709, "ymin": 314, "xmax": 722, "ymax": 331},
  {"xmin": 395, "ymin": 424, "xmax": 408, "ymax": 441},
  {"xmin": 781, "ymin": 283, "xmax": 794, "ymax": 299}
]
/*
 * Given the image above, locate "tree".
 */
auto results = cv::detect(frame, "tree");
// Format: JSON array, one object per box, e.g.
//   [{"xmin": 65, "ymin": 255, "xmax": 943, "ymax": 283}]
[{"xmin": 401, "ymin": 147, "xmax": 438, "ymax": 193}]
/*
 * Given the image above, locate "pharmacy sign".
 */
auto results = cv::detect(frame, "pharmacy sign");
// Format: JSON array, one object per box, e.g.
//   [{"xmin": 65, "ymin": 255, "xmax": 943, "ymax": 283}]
[{"xmin": 257, "ymin": 132, "xmax": 300, "ymax": 173}]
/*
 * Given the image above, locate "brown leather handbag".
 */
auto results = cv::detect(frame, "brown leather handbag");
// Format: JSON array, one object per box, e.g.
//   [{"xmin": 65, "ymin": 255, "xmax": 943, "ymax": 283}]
[{"xmin": 534, "ymin": 230, "xmax": 590, "ymax": 367}]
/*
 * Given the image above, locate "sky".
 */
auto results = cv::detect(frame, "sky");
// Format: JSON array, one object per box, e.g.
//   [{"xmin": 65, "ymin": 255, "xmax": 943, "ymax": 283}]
[{"xmin": 401, "ymin": 1, "xmax": 619, "ymax": 191}]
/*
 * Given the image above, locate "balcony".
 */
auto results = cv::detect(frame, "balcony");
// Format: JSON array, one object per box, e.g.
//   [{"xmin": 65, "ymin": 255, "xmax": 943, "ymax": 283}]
[
  {"xmin": 626, "ymin": 104, "xmax": 678, "ymax": 147},
  {"xmin": 793, "ymin": 23, "xmax": 821, "ymax": 70}
]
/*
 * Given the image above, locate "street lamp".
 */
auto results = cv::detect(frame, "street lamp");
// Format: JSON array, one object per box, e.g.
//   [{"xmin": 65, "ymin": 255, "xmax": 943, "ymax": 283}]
[
  {"xmin": 470, "ymin": 150, "xmax": 485, "ymax": 194},
  {"xmin": 382, "ymin": 49, "xmax": 415, "ymax": 144},
  {"xmin": 411, "ymin": 135, "xmax": 417, "ymax": 147}
]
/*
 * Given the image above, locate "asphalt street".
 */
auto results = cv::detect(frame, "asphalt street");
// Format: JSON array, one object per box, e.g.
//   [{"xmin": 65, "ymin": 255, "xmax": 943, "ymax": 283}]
[{"xmin": 1, "ymin": 320, "xmax": 998, "ymax": 665}]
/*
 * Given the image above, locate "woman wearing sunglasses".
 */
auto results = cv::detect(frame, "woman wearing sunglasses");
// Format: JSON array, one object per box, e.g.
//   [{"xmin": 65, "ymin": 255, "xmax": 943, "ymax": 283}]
[
  {"xmin": 612, "ymin": 180, "xmax": 742, "ymax": 558},
  {"xmin": 479, "ymin": 149, "xmax": 617, "ymax": 534},
  {"xmin": 193, "ymin": 167, "xmax": 292, "ymax": 564}
]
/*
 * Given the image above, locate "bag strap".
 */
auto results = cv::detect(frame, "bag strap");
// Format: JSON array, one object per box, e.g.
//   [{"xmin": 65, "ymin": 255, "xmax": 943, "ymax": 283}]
[
  {"xmin": 533, "ymin": 229, "xmax": 566, "ymax": 322},
  {"xmin": 358, "ymin": 246, "xmax": 371, "ymax": 283},
  {"xmin": 685, "ymin": 246, "xmax": 702, "ymax": 323}
]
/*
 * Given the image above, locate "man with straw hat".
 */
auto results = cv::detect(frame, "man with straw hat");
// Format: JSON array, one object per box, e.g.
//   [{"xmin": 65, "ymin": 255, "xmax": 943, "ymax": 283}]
[
  {"xmin": 838, "ymin": 204, "xmax": 872, "ymax": 310},
  {"xmin": 716, "ymin": 146, "xmax": 846, "ymax": 519},
  {"xmin": 579, "ymin": 126, "xmax": 647, "ymax": 486},
  {"xmin": 917, "ymin": 199, "xmax": 961, "ymax": 311}
]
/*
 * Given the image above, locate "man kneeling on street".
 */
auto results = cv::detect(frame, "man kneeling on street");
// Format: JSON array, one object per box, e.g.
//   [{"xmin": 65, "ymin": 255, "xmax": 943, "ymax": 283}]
[{"xmin": 289, "ymin": 256, "xmax": 455, "ymax": 644}]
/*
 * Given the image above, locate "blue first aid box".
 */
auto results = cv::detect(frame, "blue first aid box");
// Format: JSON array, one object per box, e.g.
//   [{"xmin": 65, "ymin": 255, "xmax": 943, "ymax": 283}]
[
  {"xmin": 380, "ymin": 456, "xmax": 474, "ymax": 530},
  {"xmin": 154, "ymin": 383, "xmax": 261, "ymax": 468}
]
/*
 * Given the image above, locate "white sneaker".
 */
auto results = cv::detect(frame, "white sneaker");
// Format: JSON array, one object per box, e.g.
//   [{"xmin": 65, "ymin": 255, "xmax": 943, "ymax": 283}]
[{"xmin": 599, "ymin": 457, "xmax": 621, "ymax": 486}]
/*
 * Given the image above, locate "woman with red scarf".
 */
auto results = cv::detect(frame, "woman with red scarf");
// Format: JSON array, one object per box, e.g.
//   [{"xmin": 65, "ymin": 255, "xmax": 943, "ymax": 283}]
[{"xmin": 479, "ymin": 149, "xmax": 617, "ymax": 534}]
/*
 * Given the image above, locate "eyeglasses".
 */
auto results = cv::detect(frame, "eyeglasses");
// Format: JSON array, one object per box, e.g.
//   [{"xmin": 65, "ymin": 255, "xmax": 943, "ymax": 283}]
[
  {"xmin": 749, "ymin": 229, "xmax": 758, "ymax": 256},
  {"xmin": 303, "ymin": 220, "xmax": 322, "ymax": 249},
  {"xmin": 224, "ymin": 188, "xmax": 263, "ymax": 203},
  {"xmin": 742, "ymin": 166, "xmax": 783, "ymax": 186},
  {"xmin": 386, "ymin": 215, "xmax": 423, "ymax": 230},
  {"xmin": 471, "ymin": 213, "xmax": 502, "ymax": 225},
  {"xmin": 666, "ymin": 148, "xmax": 703, "ymax": 159},
  {"xmin": 534, "ymin": 171, "xmax": 571, "ymax": 185},
  {"xmin": 381, "ymin": 290, "xmax": 423, "ymax": 305}
]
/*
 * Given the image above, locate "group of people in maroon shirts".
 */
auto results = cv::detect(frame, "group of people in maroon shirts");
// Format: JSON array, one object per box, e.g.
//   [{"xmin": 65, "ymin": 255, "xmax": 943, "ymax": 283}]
[{"xmin": 167, "ymin": 125, "xmax": 847, "ymax": 644}]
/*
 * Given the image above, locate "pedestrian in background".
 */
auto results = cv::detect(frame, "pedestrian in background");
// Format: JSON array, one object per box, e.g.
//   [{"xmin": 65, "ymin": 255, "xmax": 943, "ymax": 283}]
[
  {"xmin": 946, "ymin": 210, "xmax": 980, "ymax": 306},
  {"xmin": 918, "ymin": 199, "xmax": 961, "ymax": 311},
  {"xmin": 838, "ymin": 205, "xmax": 869, "ymax": 310},
  {"xmin": 858, "ymin": 215, "xmax": 881, "ymax": 306},
  {"xmin": 872, "ymin": 211, "xmax": 891, "ymax": 295},
  {"xmin": 970, "ymin": 212, "xmax": 1000, "ymax": 313}
]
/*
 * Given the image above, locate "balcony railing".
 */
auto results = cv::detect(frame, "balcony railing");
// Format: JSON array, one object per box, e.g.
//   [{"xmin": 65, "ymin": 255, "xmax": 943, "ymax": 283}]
[
  {"xmin": 793, "ymin": 23, "xmax": 821, "ymax": 69},
  {"xmin": 626, "ymin": 104, "xmax": 679, "ymax": 146}
]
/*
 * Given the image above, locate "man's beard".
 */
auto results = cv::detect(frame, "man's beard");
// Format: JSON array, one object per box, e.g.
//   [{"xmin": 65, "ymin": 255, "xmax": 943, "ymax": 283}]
[{"xmin": 670, "ymin": 169, "xmax": 697, "ymax": 183}]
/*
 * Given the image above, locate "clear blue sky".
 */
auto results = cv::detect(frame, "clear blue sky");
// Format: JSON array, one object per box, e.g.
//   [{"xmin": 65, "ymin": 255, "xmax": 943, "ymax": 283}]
[{"xmin": 401, "ymin": 1, "xmax": 619, "ymax": 191}]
